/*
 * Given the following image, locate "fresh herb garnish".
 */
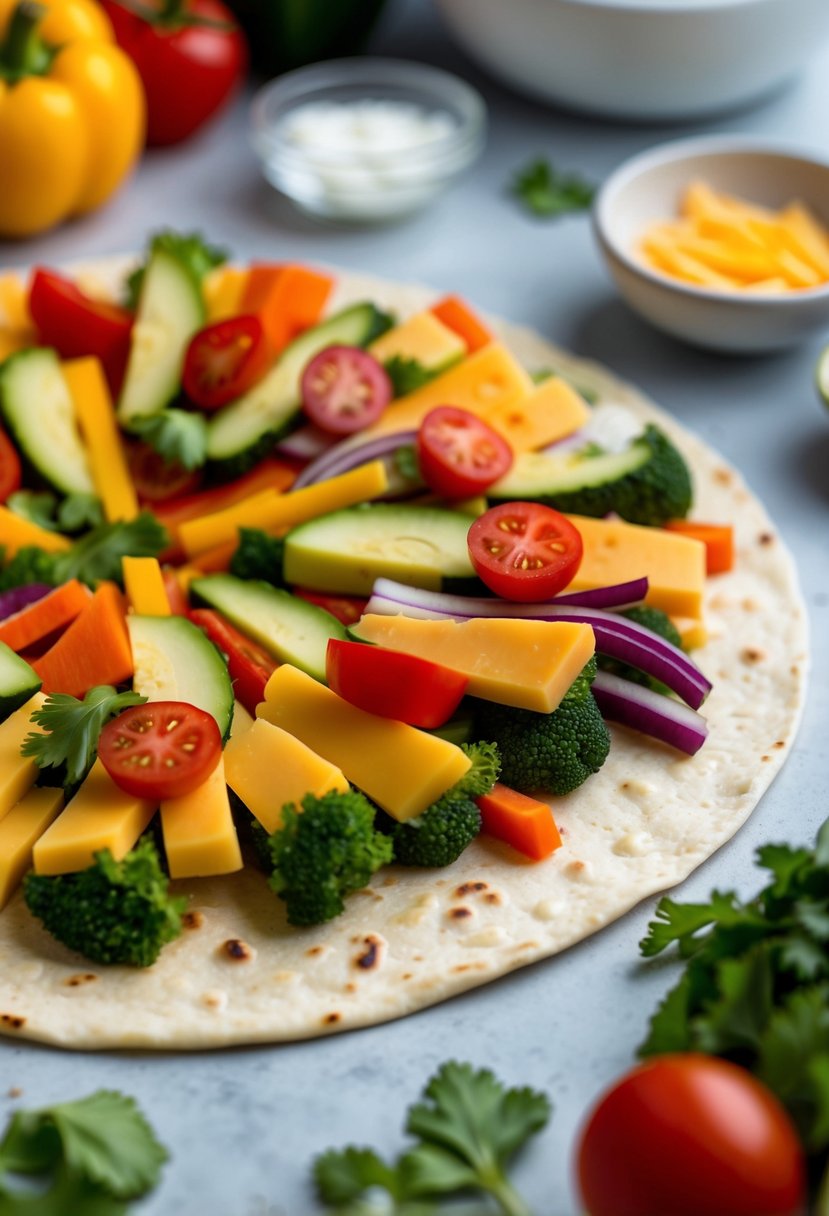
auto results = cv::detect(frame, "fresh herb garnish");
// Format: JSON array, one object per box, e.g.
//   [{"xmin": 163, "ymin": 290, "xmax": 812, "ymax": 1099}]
[
  {"xmin": 0, "ymin": 1089, "xmax": 167, "ymax": 1213},
  {"xmin": 125, "ymin": 230, "xmax": 227, "ymax": 309},
  {"xmin": 129, "ymin": 409, "xmax": 208, "ymax": 471},
  {"xmin": 52, "ymin": 513, "xmax": 168, "ymax": 587},
  {"xmin": 384, "ymin": 356, "xmax": 436, "ymax": 398},
  {"xmin": 7, "ymin": 490, "xmax": 103, "ymax": 534},
  {"xmin": 314, "ymin": 1060, "xmax": 550, "ymax": 1215},
  {"xmin": 229, "ymin": 528, "xmax": 286, "ymax": 587},
  {"xmin": 394, "ymin": 444, "xmax": 421, "ymax": 483},
  {"xmin": 22, "ymin": 686, "xmax": 148, "ymax": 788},
  {"xmin": 512, "ymin": 158, "xmax": 596, "ymax": 219}
]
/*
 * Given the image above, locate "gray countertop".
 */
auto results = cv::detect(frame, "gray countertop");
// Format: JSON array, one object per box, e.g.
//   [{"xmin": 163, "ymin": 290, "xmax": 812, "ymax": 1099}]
[{"xmin": 1, "ymin": 2, "xmax": 828, "ymax": 1212}]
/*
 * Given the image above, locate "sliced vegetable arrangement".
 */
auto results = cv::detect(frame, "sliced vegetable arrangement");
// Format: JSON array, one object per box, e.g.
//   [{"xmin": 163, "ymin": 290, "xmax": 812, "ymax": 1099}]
[{"xmin": 0, "ymin": 232, "xmax": 754, "ymax": 998}]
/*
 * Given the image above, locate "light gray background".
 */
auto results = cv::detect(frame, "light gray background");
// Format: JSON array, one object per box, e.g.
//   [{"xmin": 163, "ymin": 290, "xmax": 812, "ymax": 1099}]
[{"xmin": 1, "ymin": 2, "xmax": 828, "ymax": 1212}]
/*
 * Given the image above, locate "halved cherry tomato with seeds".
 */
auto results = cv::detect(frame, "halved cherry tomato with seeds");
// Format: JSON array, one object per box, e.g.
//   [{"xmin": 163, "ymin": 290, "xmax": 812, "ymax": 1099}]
[
  {"xmin": 127, "ymin": 442, "xmax": 203, "ymax": 503},
  {"xmin": 98, "ymin": 700, "xmax": 222, "ymax": 800},
  {"xmin": 467, "ymin": 502, "xmax": 583, "ymax": 601},
  {"xmin": 301, "ymin": 345, "xmax": 392, "ymax": 435},
  {"xmin": 417, "ymin": 406, "xmax": 513, "ymax": 499},
  {"xmin": 183, "ymin": 315, "xmax": 272, "ymax": 411}
]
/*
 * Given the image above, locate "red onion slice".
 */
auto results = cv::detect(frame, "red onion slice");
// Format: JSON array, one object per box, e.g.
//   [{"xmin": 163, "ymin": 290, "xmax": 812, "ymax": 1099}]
[
  {"xmin": 0, "ymin": 583, "xmax": 53, "ymax": 622},
  {"xmin": 276, "ymin": 425, "xmax": 338, "ymax": 463},
  {"xmin": 591, "ymin": 670, "xmax": 708, "ymax": 755},
  {"xmin": 365, "ymin": 578, "xmax": 711, "ymax": 710},
  {"xmin": 291, "ymin": 430, "xmax": 418, "ymax": 491}
]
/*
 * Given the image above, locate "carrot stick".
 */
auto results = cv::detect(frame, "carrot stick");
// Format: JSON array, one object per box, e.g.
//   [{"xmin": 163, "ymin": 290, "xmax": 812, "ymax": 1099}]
[
  {"xmin": 0, "ymin": 580, "xmax": 90, "ymax": 653},
  {"xmin": 240, "ymin": 264, "xmax": 334, "ymax": 354},
  {"xmin": 476, "ymin": 782, "xmax": 562, "ymax": 860},
  {"xmin": 664, "ymin": 520, "xmax": 735, "ymax": 575},
  {"xmin": 430, "ymin": 295, "xmax": 493, "ymax": 353},
  {"xmin": 32, "ymin": 582, "xmax": 133, "ymax": 698}
]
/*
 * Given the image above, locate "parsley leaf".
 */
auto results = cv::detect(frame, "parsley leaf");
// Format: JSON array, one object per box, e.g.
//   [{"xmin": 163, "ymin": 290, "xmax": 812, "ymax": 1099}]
[
  {"xmin": 394, "ymin": 445, "xmax": 421, "ymax": 483},
  {"xmin": 129, "ymin": 409, "xmax": 208, "ymax": 471},
  {"xmin": 22, "ymin": 686, "xmax": 147, "ymax": 788},
  {"xmin": 0, "ymin": 1090, "xmax": 166, "ymax": 1213},
  {"xmin": 512, "ymin": 159, "xmax": 596, "ymax": 219},
  {"xmin": 7, "ymin": 491, "xmax": 104, "ymax": 534},
  {"xmin": 51, "ymin": 513, "xmax": 169, "ymax": 588},
  {"xmin": 125, "ymin": 230, "xmax": 227, "ymax": 309},
  {"xmin": 384, "ymin": 356, "xmax": 436, "ymax": 398},
  {"xmin": 0, "ymin": 545, "xmax": 59, "ymax": 592}
]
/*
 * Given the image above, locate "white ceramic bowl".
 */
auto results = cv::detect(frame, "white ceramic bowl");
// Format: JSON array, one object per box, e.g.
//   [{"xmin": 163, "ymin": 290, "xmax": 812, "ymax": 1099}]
[
  {"xmin": 592, "ymin": 136, "xmax": 829, "ymax": 353},
  {"xmin": 434, "ymin": 0, "xmax": 829, "ymax": 121}
]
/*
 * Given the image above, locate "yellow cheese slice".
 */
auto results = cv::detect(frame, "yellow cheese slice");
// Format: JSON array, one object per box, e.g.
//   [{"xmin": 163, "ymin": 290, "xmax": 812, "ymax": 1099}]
[
  {"xmin": 356, "ymin": 614, "xmax": 595, "ymax": 713},
  {"xmin": 484, "ymin": 376, "xmax": 591, "ymax": 452},
  {"xmin": 204, "ymin": 266, "xmax": 249, "ymax": 323},
  {"xmin": 122, "ymin": 556, "xmax": 171, "ymax": 616},
  {"xmin": 779, "ymin": 203, "xmax": 829, "ymax": 277},
  {"xmin": 224, "ymin": 717, "xmax": 349, "ymax": 832},
  {"xmin": 565, "ymin": 514, "xmax": 707, "ymax": 620},
  {"xmin": 63, "ymin": 357, "xmax": 140, "ymax": 523},
  {"xmin": 0, "ymin": 787, "xmax": 64, "ymax": 910},
  {"xmin": 0, "ymin": 273, "xmax": 31, "ymax": 329},
  {"xmin": 0, "ymin": 506, "xmax": 72, "ymax": 558},
  {"xmin": 0, "ymin": 327, "xmax": 33, "ymax": 361},
  {"xmin": 33, "ymin": 760, "xmax": 156, "ymax": 876},
  {"xmin": 674, "ymin": 618, "xmax": 709, "ymax": 651},
  {"xmin": 229, "ymin": 699, "xmax": 254, "ymax": 739},
  {"xmin": 179, "ymin": 459, "xmax": 390, "ymax": 558},
  {"xmin": 369, "ymin": 310, "xmax": 467, "ymax": 366},
  {"xmin": 0, "ymin": 692, "xmax": 45, "ymax": 825},
  {"xmin": 160, "ymin": 756, "xmax": 242, "ymax": 879},
  {"xmin": 259, "ymin": 665, "xmax": 471, "ymax": 823}
]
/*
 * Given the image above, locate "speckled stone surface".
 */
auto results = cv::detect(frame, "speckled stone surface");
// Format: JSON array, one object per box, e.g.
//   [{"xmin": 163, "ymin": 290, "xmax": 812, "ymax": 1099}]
[{"xmin": 1, "ymin": 2, "xmax": 827, "ymax": 1212}]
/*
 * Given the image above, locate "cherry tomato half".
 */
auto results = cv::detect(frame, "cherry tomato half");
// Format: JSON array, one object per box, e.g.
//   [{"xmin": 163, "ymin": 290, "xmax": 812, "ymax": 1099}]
[
  {"xmin": 577, "ymin": 1055, "xmax": 806, "ymax": 1216},
  {"xmin": 188, "ymin": 609, "xmax": 277, "ymax": 715},
  {"xmin": 127, "ymin": 442, "xmax": 203, "ymax": 503},
  {"xmin": 0, "ymin": 427, "xmax": 22, "ymax": 502},
  {"xmin": 467, "ymin": 502, "xmax": 583, "ymax": 602},
  {"xmin": 29, "ymin": 268, "xmax": 133, "ymax": 396},
  {"xmin": 98, "ymin": 700, "xmax": 222, "ymax": 800},
  {"xmin": 300, "ymin": 345, "xmax": 392, "ymax": 435},
  {"xmin": 326, "ymin": 638, "xmax": 468, "ymax": 729},
  {"xmin": 182, "ymin": 315, "xmax": 272, "ymax": 411},
  {"xmin": 417, "ymin": 406, "xmax": 513, "ymax": 499}
]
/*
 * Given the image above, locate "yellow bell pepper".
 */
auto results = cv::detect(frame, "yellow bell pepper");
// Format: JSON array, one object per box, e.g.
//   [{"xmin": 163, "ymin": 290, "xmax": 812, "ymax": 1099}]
[{"xmin": 0, "ymin": 0, "xmax": 145, "ymax": 238}]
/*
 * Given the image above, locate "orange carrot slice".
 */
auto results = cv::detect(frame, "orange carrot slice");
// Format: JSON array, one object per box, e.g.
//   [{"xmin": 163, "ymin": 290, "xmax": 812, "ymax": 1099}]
[
  {"xmin": 664, "ymin": 520, "xmax": 735, "ymax": 575},
  {"xmin": 0, "ymin": 580, "xmax": 90, "ymax": 653},
  {"xmin": 240, "ymin": 264, "xmax": 334, "ymax": 354},
  {"xmin": 476, "ymin": 782, "xmax": 562, "ymax": 860},
  {"xmin": 430, "ymin": 295, "xmax": 493, "ymax": 353},
  {"xmin": 32, "ymin": 582, "xmax": 133, "ymax": 698}
]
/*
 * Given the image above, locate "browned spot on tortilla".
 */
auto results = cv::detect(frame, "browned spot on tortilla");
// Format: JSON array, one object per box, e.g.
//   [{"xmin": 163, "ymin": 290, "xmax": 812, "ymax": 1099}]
[
  {"xmin": 791, "ymin": 665, "xmax": 799, "ymax": 676},
  {"xmin": 222, "ymin": 938, "xmax": 253, "ymax": 962},
  {"xmin": 741, "ymin": 647, "xmax": 765, "ymax": 664},
  {"xmin": 762, "ymin": 755, "xmax": 771, "ymax": 762},
  {"xmin": 381, "ymin": 875, "xmax": 398, "ymax": 887},
  {"xmin": 413, "ymin": 954, "xmax": 424, "ymax": 961},
  {"xmin": 323, "ymin": 1012, "xmax": 340, "ymax": 1025},
  {"xmin": 203, "ymin": 993, "xmax": 224, "ymax": 1009},
  {"xmin": 449, "ymin": 906, "xmax": 472, "ymax": 920},
  {"xmin": 713, "ymin": 468, "xmax": 733, "ymax": 485},
  {"xmin": 742, "ymin": 598, "xmax": 759, "ymax": 612},
  {"xmin": 455, "ymin": 881, "xmax": 488, "ymax": 897},
  {"xmin": 453, "ymin": 963, "xmax": 482, "ymax": 974},
  {"xmin": 1, "ymin": 1015, "xmax": 25, "ymax": 1030},
  {"xmin": 484, "ymin": 892, "xmax": 502, "ymax": 906},
  {"xmin": 63, "ymin": 973, "xmax": 97, "ymax": 987},
  {"xmin": 773, "ymin": 740, "xmax": 786, "ymax": 749},
  {"xmin": 306, "ymin": 946, "xmax": 325, "ymax": 957},
  {"xmin": 758, "ymin": 532, "xmax": 774, "ymax": 546},
  {"xmin": 401, "ymin": 972, "xmax": 413, "ymax": 981},
  {"xmin": 7, "ymin": 1087, "xmax": 22, "ymax": 1099},
  {"xmin": 182, "ymin": 911, "xmax": 204, "ymax": 930},
  {"xmin": 344, "ymin": 982, "xmax": 357, "ymax": 994},
  {"xmin": 516, "ymin": 941, "xmax": 540, "ymax": 952},
  {"xmin": 354, "ymin": 934, "xmax": 383, "ymax": 971}
]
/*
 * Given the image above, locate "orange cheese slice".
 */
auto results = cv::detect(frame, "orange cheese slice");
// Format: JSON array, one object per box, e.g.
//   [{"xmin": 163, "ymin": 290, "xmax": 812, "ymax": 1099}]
[
  {"xmin": 258, "ymin": 665, "xmax": 471, "ymax": 823},
  {"xmin": 224, "ymin": 717, "xmax": 349, "ymax": 833},
  {"xmin": 369, "ymin": 310, "xmax": 467, "ymax": 367},
  {"xmin": 160, "ymin": 757, "xmax": 242, "ymax": 879},
  {"xmin": 566, "ymin": 514, "xmax": 707, "ymax": 620},
  {"xmin": 355, "ymin": 614, "xmax": 595, "ymax": 713},
  {"xmin": 484, "ymin": 375, "xmax": 590, "ymax": 453}
]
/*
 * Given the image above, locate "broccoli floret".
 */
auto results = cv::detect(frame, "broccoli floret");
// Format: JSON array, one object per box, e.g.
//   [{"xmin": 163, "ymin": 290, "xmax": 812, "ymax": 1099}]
[
  {"xmin": 23, "ymin": 837, "xmax": 185, "ymax": 968},
  {"xmin": 544, "ymin": 425, "xmax": 693, "ymax": 526},
  {"xmin": 390, "ymin": 742, "xmax": 500, "ymax": 868},
  {"xmin": 230, "ymin": 528, "xmax": 286, "ymax": 586},
  {"xmin": 265, "ymin": 789, "xmax": 393, "ymax": 927},
  {"xmin": 598, "ymin": 606, "xmax": 683, "ymax": 694},
  {"xmin": 474, "ymin": 664, "xmax": 610, "ymax": 796}
]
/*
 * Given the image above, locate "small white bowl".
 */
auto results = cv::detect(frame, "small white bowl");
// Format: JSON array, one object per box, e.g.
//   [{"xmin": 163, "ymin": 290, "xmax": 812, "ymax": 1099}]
[
  {"xmin": 592, "ymin": 137, "xmax": 829, "ymax": 354},
  {"xmin": 250, "ymin": 58, "xmax": 486, "ymax": 223},
  {"xmin": 434, "ymin": 0, "xmax": 829, "ymax": 121}
]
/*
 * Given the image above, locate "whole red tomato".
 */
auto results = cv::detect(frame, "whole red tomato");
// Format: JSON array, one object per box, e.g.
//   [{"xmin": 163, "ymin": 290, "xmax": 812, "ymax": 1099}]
[
  {"xmin": 576, "ymin": 1055, "xmax": 806, "ymax": 1216},
  {"xmin": 101, "ymin": 0, "xmax": 247, "ymax": 146}
]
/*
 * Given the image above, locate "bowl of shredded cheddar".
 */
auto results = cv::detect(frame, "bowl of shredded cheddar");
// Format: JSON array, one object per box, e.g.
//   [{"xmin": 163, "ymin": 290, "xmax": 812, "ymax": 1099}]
[{"xmin": 593, "ymin": 135, "xmax": 829, "ymax": 353}]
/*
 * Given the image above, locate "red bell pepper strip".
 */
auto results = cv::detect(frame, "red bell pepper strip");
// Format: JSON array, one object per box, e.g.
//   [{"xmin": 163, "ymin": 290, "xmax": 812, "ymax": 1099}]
[
  {"xmin": 188, "ymin": 608, "xmax": 276, "ymax": 715},
  {"xmin": 326, "ymin": 638, "xmax": 468, "ymax": 729}
]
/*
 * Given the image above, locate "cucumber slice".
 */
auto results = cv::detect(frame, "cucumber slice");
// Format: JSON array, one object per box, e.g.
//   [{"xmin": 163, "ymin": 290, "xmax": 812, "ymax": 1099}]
[
  {"xmin": 205, "ymin": 302, "xmax": 391, "ymax": 475},
  {"xmin": 190, "ymin": 575, "xmax": 346, "ymax": 684},
  {"xmin": 117, "ymin": 250, "xmax": 205, "ymax": 425},
  {"xmin": 490, "ymin": 441, "xmax": 649, "ymax": 499},
  {"xmin": 0, "ymin": 642, "xmax": 41, "ymax": 721},
  {"xmin": 817, "ymin": 343, "xmax": 829, "ymax": 408},
  {"xmin": 127, "ymin": 615, "xmax": 234, "ymax": 740},
  {"xmin": 0, "ymin": 348, "xmax": 94, "ymax": 495},
  {"xmin": 283, "ymin": 503, "xmax": 475, "ymax": 595}
]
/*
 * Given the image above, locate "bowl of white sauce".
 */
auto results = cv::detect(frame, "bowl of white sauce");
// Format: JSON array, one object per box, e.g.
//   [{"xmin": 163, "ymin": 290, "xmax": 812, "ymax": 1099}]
[{"xmin": 250, "ymin": 58, "xmax": 487, "ymax": 222}]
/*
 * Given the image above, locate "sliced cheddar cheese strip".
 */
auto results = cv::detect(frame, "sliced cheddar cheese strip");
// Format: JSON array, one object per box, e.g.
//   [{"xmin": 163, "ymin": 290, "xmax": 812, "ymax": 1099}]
[
  {"xmin": 63, "ymin": 357, "xmax": 139, "ymax": 523},
  {"xmin": 0, "ymin": 505, "xmax": 72, "ymax": 558},
  {"xmin": 160, "ymin": 756, "xmax": 242, "ymax": 879},
  {"xmin": 33, "ymin": 759, "xmax": 156, "ymax": 876},
  {"xmin": 484, "ymin": 375, "xmax": 590, "ymax": 452},
  {"xmin": 258, "ymin": 665, "xmax": 471, "ymax": 822},
  {"xmin": 0, "ymin": 692, "xmax": 44, "ymax": 825},
  {"xmin": 369, "ymin": 310, "xmax": 467, "ymax": 367},
  {"xmin": 229, "ymin": 699, "xmax": 254, "ymax": 739},
  {"xmin": 355, "ymin": 615, "xmax": 595, "ymax": 713},
  {"xmin": 565, "ymin": 514, "xmax": 707, "ymax": 620},
  {"xmin": 0, "ymin": 787, "xmax": 64, "ymax": 909},
  {"xmin": 179, "ymin": 459, "xmax": 390, "ymax": 558},
  {"xmin": 204, "ymin": 265, "xmax": 249, "ymax": 323},
  {"xmin": 224, "ymin": 717, "xmax": 349, "ymax": 832},
  {"xmin": 122, "ymin": 556, "xmax": 171, "ymax": 616}
]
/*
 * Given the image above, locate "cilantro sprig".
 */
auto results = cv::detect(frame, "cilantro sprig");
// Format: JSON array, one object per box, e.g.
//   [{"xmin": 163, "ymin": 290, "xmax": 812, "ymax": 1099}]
[
  {"xmin": 639, "ymin": 820, "xmax": 829, "ymax": 1151},
  {"xmin": 129, "ymin": 409, "xmax": 208, "ymax": 471},
  {"xmin": 314, "ymin": 1061, "xmax": 550, "ymax": 1215},
  {"xmin": 22, "ymin": 686, "xmax": 148, "ymax": 789},
  {"xmin": 7, "ymin": 491, "xmax": 103, "ymax": 535},
  {"xmin": 0, "ymin": 513, "xmax": 168, "ymax": 593},
  {"xmin": 384, "ymin": 356, "xmax": 436, "ymax": 399},
  {"xmin": 511, "ymin": 159, "xmax": 596, "ymax": 219},
  {"xmin": 0, "ymin": 1090, "xmax": 166, "ymax": 1214}
]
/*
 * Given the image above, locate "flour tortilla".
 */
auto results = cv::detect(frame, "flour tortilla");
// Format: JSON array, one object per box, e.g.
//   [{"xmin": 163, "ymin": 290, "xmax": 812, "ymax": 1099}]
[{"xmin": 0, "ymin": 262, "xmax": 808, "ymax": 1049}]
